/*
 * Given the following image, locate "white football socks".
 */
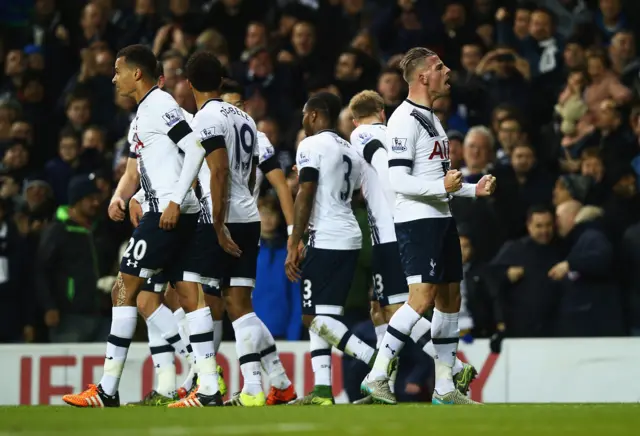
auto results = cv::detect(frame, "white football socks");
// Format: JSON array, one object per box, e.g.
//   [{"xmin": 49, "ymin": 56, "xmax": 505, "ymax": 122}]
[
  {"xmin": 431, "ymin": 309, "xmax": 460, "ymax": 395},
  {"xmin": 369, "ymin": 303, "xmax": 420, "ymax": 380},
  {"xmin": 147, "ymin": 319, "xmax": 176, "ymax": 398},
  {"xmin": 257, "ymin": 317, "xmax": 291, "ymax": 390},
  {"xmin": 309, "ymin": 330, "xmax": 332, "ymax": 386},
  {"xmin": 232, "ymin": 312, "xmax": 264, "ymax": 396},
  {"xmin": 186, "ymin": 307, "xmax": 219, "ymax": 396},
  {"xmin": 100, "ymin": 307, "xmax": 137, "ymax": 396},
  {"xmin": 310, "ymin": 316, "xmax": 374, "ymax": 364}
]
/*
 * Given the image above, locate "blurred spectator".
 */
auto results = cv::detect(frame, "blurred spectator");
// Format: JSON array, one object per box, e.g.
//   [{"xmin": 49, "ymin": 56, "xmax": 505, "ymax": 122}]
[
  {"xmin": 377, "ymin": 67, "xmax": 405, "ymax": 120},
  {"xmin": 173, "ymin": 80, "xmax": 196, "ymax": 114},
  {"xmin": 595, "ymin": 0, "xmax": 627, "ymax": 46},
  {"xmin": 35, "ymin": 174, "xmax": 109, "ymax": 342},
  {"xmin": 461, "ymin": 126, "xmax": 494, "ymax": 183},
  {"xmin": 0, "ymin": 50, "xmax": 26, "ymax": 100},
  {"xmin": 553, "ymin": 174, "xmax": 593, "ymax": 206},
  {"xmin": 491, "ymin": 205, "xmax": 563, "ymax": 337},
  {"xmin": 447, "ymin": 130, "xmax": 465, "ymax": 170},
  {"xmin": 583, "ymin": 50, "xmax": 632, "ymax": 114},
  {"xmin": 552, "ymin": 201, "xmax": 624, "ymax": 336},
  {"xmin": 494, "ymin": 143, "xmax": 555, "ymax": 239},
  {"xmin": 252, "ymin": 196, "xmax": 301, "ymax": 340}
]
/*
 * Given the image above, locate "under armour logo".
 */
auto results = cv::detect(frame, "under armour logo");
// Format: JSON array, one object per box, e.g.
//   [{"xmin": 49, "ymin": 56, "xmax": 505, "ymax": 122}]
[
  {"xmin": 127, "ymin": 259, "xmax": 138, "ymax": 268},
  {"xmin": 429, "ymin": 259, "xmax": 436, "ymax": 276},
  {"xmin": 385, "ymin": 344, "xmax": 396, "ymax": 356},
  {"xmin": 303, "ymin": 300, "xmax": 312, "ymax": 308}
]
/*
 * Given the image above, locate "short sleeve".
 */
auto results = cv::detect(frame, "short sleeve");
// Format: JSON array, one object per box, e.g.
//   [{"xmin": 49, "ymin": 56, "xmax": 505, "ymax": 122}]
[
  {"xmin": 191, "ymin": 110, "xmax": 227, "ymax": 156},
  {"xmin": 257, "ymin": 132, "xmax": 275, "ymax": 165},
  {"xmin": 152, "ymin": 95, "xmax": 192, "ymax": 144},
  {"xmin": 387, "ymin": 113, "xmax": 417, "ymax": 168},
  {"xmin": 296, "ymin": 138, "xmax": 320, "ymax": 171}
]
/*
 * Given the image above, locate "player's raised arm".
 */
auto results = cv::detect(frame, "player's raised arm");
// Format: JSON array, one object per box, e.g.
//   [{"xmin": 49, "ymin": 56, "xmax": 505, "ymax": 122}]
[
  {"xmin": 387, "ymin": 120, "xmax": 460, "ymax": 196},
  {"xmin": 109, "ymin": 156, "xmax": 139, "ymax": 222}
]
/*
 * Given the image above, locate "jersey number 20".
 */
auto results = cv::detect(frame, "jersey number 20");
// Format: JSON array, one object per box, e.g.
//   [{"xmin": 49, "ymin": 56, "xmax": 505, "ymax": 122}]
[{"xmin": 340, "ymin": 155, "xmax": 352, "ymax": 201}]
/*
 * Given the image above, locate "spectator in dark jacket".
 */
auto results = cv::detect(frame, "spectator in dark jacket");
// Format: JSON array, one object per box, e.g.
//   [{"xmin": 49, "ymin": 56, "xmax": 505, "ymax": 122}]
[
  {"xmin": 35, "ymin": 174, "xmax": 108, "ymax": 342},
  {"xmin": 252, "ymin": 196, "xmax": 301, "ymax": 340},
  {"xmin": 491, "ymin": 205, "xmax": 563, "ymax": 338},
  {"xmin": 622, "ymin": 222, "xmax": 640, "ymax": 335},
  {"xmin": 551, "ymin": 201, "xmax": 624, "ymax": 337}
]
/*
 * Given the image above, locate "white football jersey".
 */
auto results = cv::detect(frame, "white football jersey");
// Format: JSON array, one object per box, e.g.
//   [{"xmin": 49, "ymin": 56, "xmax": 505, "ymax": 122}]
[
  {"xmin": 296, "ymin": 130, "xmax": 363, "ymax": 250},
  {"xmin": 127, "ymin": 86, "xmax": 199, "ymax": 214},
  {"xmin": 190, "ymin": 98, "xmax": 259, "ymax": 223},
  {"xmin": 350, "ymin": 123, "xmax": 396, "ymax": 245},
  {"xmin": 387, "ymin": 100, "xmax": 453, "ymax": 222},
  {"xmin": 253, "ymin": 131, "xmax": 279, "ymax": 202}
]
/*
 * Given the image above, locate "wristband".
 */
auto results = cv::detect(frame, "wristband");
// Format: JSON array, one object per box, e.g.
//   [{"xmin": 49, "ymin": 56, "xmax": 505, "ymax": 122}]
[{"xmin": 287, "ymin": 225, "xmax": 293, "ymax": 236}]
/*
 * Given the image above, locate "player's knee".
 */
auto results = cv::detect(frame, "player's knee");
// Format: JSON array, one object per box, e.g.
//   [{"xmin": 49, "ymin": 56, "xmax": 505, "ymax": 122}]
[
  {"xmin": 136, "ymin": 292, "xmax": 161, "ymax": 319},
  {"xmin": 173, "ymin": 281, "xmax": 200, "ymax": 312},
  {"xmin": 369, "ymin": 301, "xmax": 385, "ymax": 326},
  {"xmin": 407, "ymin": 283, "xmax": 436, "ymax": 314},
  {"xmin": 222, "ymin": 287, "xmax": 252, "ymax": 321},
  {"xmin": 383, "ymin": 303, "xmax": 402, "ymax": 322},
  {"xmin": 205, "ymin": 293, "xmax": 225, "ymax": 320}
]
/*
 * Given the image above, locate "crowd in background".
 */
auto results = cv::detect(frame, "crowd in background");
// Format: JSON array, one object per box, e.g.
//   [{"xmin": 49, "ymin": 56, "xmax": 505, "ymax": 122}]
[{"xmin": 1, "ymin": 0, "xmax": 640, "ymax": 378}]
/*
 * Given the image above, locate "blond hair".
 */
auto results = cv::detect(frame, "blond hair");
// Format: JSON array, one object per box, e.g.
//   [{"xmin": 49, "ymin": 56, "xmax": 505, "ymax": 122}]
[
  {"xmin": 349, "ymin": 90, "xmax": 384, "ymax": 120},
  {"xmin": 399, "ymin": 47, "xmax": 437, "ymax": 82}
]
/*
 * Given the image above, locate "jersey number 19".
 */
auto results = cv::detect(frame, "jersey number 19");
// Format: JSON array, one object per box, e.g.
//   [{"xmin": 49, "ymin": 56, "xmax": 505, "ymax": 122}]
[{"xmin": 233, "ymin": 123, "xmax": 255, "ymax": 175}]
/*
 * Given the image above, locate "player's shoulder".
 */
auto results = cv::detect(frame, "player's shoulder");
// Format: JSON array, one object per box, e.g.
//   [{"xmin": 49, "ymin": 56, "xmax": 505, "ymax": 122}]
[
  {"xmin": 387, "ymin": 101, "xmax": 413, "ymax": 124},
  {"xmin": 298, "ymin": 134, "xmax": 322, "ymax": 151},
  {"xmin": 180, "ymin": 108, "xmax": 194, "ymax": 123},
  {"xmin": 144, "ymin": 88, "xmax": 185, "ymax": 128},
  {"xmin": 351, "ymin": 124, "xmax": 386, "ymax": 147}
]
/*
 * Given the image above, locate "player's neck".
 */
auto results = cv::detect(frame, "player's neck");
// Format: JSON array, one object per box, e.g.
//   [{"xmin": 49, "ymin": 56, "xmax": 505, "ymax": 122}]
[
  {"xmin": 194, "ymin": 92, "xmax": 221, "ymax": 110},
  {"xmin": 406, "ymin": 88, "xmax": 434, "ymax": 110},
  {"xmin": 134, "ymin": 81, "xmax": 157, "ymax": 104},
  {"xmin": 357, "ymin": 115, "xmax": 383, "ymax": 126}
]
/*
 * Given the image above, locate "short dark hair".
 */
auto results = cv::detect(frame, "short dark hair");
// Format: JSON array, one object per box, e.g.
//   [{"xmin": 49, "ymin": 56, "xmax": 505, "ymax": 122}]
[
  {"xmin": 305, "ymin": 92, "xmax": 342, "ymax": 127},
  {"xmin": 116, "ymin": 44, "xmax": 157, "ymax": 80},
  {"xmin": 342, "ymin": 48, "xmax": 366, "ymax": 69},
  {"xmin": 185, "ymin": 51, "xmax": 223, "ymax": 92},
  {"xmin": 65, "ymin": 90, "xmax": 91, "ymax": 110},
  {"xmin": 59, "ymin": 127, "xmax": 79, "ymax": 144},
  {"xmin": 379, "ymin": 66, "xmax": 402, "ymax": 78},
  {"xmin": 526, "ymin": 204, "xmax": 553, "ymax": 221},
  {"xmin": 219, "ymin": 79, "xmax": 244, "ymax": 97}
]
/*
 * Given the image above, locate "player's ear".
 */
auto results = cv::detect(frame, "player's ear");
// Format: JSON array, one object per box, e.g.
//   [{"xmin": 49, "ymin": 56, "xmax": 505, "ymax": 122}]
[{"xmin": 186, "ymin": 80, "xmax": 193, "ymax": 90}]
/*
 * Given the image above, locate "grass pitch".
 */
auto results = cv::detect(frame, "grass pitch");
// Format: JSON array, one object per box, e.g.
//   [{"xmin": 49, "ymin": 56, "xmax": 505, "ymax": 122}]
[{"xmin": 1, "ymin": 404, "xmax": 639, "ymax": 435}]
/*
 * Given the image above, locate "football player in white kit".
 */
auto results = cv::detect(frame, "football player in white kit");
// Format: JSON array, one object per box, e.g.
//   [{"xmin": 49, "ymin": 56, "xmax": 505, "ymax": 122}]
[
  {"xmin": 121, "ymin": 63, "xmax": 199, "ymax": 406},
  {"xmin": 367, "ymin": 48, "xmax": 495, "ymax": 405},
  {"xmin": 172, "ymin": 51, "xmax": 295, "ymax": 408},
  {"xmin": 285, "ymin": 92, "xmax": 378, "ymax": 405},
  {"xmin": 64, "ymin": 45, "xmax": 222, "ymax": 408},
  {"xmin": 348, "ymin": 90, "xmax": 477, "ymax": 405}
]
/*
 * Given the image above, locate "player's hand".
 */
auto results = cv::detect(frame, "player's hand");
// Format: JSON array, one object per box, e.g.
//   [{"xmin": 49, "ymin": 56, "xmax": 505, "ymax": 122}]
[
  {"xmin": 285, "ymin": 239, "xmax": 302, "ymax": 282},
  {"xmin": 216, "ymin": 224, "xmax": 242, "ymax": 257},
  {"xmin": 44, "ymin": 309, "xmax": 60, "ymax": 328},
  {"xmin": 108, "ymin": 196, "xmax": 126, "ymax": 222},
  {"xmin": 159, "ymin": 201, "xmax": 180, "ymax": 230},
  {"xmin": 476, "ymin": 174, "xmax": 496, "ymax": 197},
  {"xmin": 548, "ymin": 261, "xmax": 569, "ymax": 281},
  {"xmin": 129, "ymin": 198, "xmax": 143, "ymax": 227},
  {"xmin": 506, "ymin": 266, "xmax": 524, "ymax": 283},
  {"xmin": 444, "ymin": 170, "xmax": 462, "ymax": 193}
]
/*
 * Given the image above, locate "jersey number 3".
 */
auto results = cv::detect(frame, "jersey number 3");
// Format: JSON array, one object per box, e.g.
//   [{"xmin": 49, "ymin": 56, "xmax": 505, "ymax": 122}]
[{"xmin": 340, "ymin": 155, "xmax": 352, "ymax": 201}]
